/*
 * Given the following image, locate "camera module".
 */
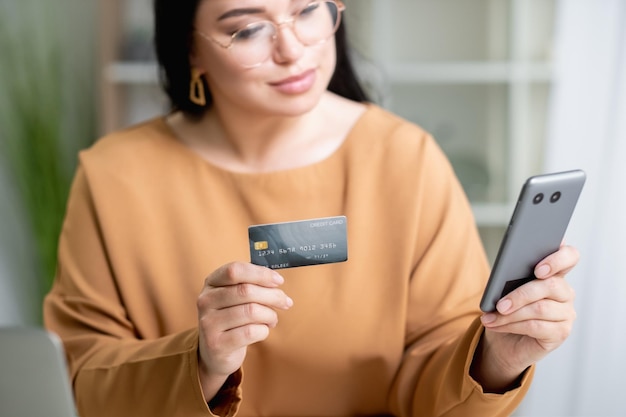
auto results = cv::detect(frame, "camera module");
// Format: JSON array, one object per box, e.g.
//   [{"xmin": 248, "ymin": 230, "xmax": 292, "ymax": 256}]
[
  {"xmin": 533, "ymin": 193, "xmax": 544, "ymax": 204},
  {"xmin": 550, "ymin": 191, "xmax": 561, "ymax": 203}
]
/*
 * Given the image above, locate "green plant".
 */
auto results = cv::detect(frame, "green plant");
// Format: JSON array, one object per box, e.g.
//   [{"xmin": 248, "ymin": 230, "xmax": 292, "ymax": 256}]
[{"xmin": 0, "ymin": 0, "xmax": 96, "ymax": 304}]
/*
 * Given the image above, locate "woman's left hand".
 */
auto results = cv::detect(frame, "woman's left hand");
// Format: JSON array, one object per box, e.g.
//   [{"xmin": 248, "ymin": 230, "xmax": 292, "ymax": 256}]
[{"xmin": 474, "ymin": 244, "xmax": 579, "ymax": 391}]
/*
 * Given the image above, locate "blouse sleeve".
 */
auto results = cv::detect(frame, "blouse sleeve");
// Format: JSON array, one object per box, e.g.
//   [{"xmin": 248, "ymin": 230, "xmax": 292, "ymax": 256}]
[
  {"xmin": 43, "ymin": 165, "xmax": 242, "ymax": 417},
  {"xmin": 388, "ymin": 133, "xmax": 534, "ymax": 417}
]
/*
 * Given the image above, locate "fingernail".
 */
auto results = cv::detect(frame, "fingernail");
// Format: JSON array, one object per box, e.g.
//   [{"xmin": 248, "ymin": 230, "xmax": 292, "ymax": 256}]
[
  {"xmin": 497, "ymin": 298, "xmax": 512, "ymax": 314},
  {"xmin": 481, "ymin": 313, "xmax": 497, "ymax": 324},
  {"xmin": 285, "ymin": 296, "xmax": 294, "ymax": 308},
  {"xmin": 535, "ymin": 264, "xmax": 551, "ymax": 278},
  {"xmin": 272, "ymin": 272, "xmax": 284, "ymax": 285}
]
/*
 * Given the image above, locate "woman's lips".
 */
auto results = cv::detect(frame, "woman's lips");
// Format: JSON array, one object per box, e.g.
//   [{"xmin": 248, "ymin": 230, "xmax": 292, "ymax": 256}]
[{"xmin": 269, "ymin": 69, "xmax": 316, "ymax": 94}]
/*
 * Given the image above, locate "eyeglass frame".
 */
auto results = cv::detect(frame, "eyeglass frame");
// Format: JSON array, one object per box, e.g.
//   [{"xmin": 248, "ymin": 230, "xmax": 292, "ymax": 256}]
[{"xmin": 194, "ymin": 0, "xmax": 346, "ymax": 68}]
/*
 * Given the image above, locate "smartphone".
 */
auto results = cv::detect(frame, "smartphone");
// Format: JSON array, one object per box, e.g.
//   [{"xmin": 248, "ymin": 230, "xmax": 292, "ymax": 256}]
[{"xmin": 479, "ymin": 169, "xmax": 586, "ymax": 312}]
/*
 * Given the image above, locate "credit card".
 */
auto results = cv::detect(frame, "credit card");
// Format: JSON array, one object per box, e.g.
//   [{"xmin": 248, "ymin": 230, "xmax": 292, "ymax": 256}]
[{"xmin": 248, "ymin": 216, "xmax": 348, "ymax": 269}]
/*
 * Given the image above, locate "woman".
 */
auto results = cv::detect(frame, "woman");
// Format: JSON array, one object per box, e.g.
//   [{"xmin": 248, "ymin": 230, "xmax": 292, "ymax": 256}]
[{"xmin": 44, "ymin": 1, "xmax": 579, "ymax": 416}]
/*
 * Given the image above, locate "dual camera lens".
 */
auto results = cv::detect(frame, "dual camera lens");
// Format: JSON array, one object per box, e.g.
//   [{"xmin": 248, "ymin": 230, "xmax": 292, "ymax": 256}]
[{"xmin": 533, "ymin": 192, "xmax": 561, "ymax": 204}]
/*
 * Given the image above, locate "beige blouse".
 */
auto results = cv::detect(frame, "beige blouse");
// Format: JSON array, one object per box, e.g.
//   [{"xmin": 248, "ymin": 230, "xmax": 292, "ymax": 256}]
[{"xmin": 44, "ymin": 105, "xmax": 532, "ymax": 417}]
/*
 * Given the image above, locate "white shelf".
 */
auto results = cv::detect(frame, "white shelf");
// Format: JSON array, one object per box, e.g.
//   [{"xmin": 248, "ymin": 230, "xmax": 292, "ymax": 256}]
[
  {"xmin": 472, "ymin": 203, "xmax": 513, "ymax": 227},
  {"xmin": 103, "ymin": 61, "xmax": 553, "ymax": 86},
  {"xmin": 382, "ymin": 62, "xmax": 553, "ymax": 84},
  {"xmin": 105, "ymin": 62, "xmax": 159, "ymax": 84}
]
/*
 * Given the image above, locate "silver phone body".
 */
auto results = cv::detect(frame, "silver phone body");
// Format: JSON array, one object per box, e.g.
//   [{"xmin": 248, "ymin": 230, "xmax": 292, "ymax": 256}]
[{"xmin": 479, "ymin": 169, "xmax": 586, "ymax": 312}]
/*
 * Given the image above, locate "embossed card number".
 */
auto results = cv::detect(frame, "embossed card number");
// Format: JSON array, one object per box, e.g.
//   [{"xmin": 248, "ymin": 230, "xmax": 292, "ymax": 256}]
[{"xmin": 248, "ymin": 216, "xmax": 348, "ymax": 270}]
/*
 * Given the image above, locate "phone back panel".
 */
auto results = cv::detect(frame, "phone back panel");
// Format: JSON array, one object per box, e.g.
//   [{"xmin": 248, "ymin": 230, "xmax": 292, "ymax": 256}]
[{"xmin": 480, "ymin": 170, "xmax": 586, "ymax": 312}]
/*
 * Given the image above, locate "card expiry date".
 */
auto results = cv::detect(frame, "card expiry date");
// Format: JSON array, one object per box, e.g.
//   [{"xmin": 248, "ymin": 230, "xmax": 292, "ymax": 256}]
[{"xmin": 248, "ymin": 216, "xmax": 348, "ymax": 269}]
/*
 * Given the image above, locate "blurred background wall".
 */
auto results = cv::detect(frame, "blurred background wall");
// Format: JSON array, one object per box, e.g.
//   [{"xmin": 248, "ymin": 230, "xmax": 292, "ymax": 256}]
[{"xmin": 0, "ymin": 0, "xmax": 624, "ymax": 416}]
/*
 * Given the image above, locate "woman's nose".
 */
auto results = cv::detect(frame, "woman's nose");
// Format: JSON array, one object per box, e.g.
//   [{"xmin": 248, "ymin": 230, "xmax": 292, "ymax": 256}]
[{"xmin": 271, "ymin": 23, "xmax": 305, "ymax": 64}]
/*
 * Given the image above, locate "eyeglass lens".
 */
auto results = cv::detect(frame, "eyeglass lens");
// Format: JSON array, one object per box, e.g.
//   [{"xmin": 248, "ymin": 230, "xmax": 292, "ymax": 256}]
[{"xmin": 231, "ymin": 1, "xmax": 341, "ymax": 68}]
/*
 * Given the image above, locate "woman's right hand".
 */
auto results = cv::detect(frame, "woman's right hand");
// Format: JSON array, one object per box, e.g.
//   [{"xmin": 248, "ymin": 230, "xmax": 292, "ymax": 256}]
[{"xmin": 196, "ymin": 262, "xmax": 293, "ymax": 400}]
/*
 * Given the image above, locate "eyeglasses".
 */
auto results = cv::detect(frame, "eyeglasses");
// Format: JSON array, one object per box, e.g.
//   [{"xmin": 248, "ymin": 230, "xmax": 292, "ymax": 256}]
[{"xmin": 196, "ymin": 1, "xmax": 345, "ymax": 68}]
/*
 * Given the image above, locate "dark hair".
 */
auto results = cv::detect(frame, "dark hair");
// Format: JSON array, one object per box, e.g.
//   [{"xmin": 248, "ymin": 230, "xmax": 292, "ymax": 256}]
[{"xmin": 153, "ymin": 0, "xmax": 370, "ymax": 116}]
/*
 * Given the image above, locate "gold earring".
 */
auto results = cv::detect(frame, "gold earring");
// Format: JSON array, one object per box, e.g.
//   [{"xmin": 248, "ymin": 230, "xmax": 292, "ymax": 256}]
[{"xmin": 189, "ymin": 68, "xmax": 206, "ymax": 106}]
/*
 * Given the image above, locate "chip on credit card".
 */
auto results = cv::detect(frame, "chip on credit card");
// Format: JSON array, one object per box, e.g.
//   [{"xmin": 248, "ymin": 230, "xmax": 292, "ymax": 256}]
[{"xmin": 248, "ymin": 216, "xmax": 348, "ymax": 269}]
